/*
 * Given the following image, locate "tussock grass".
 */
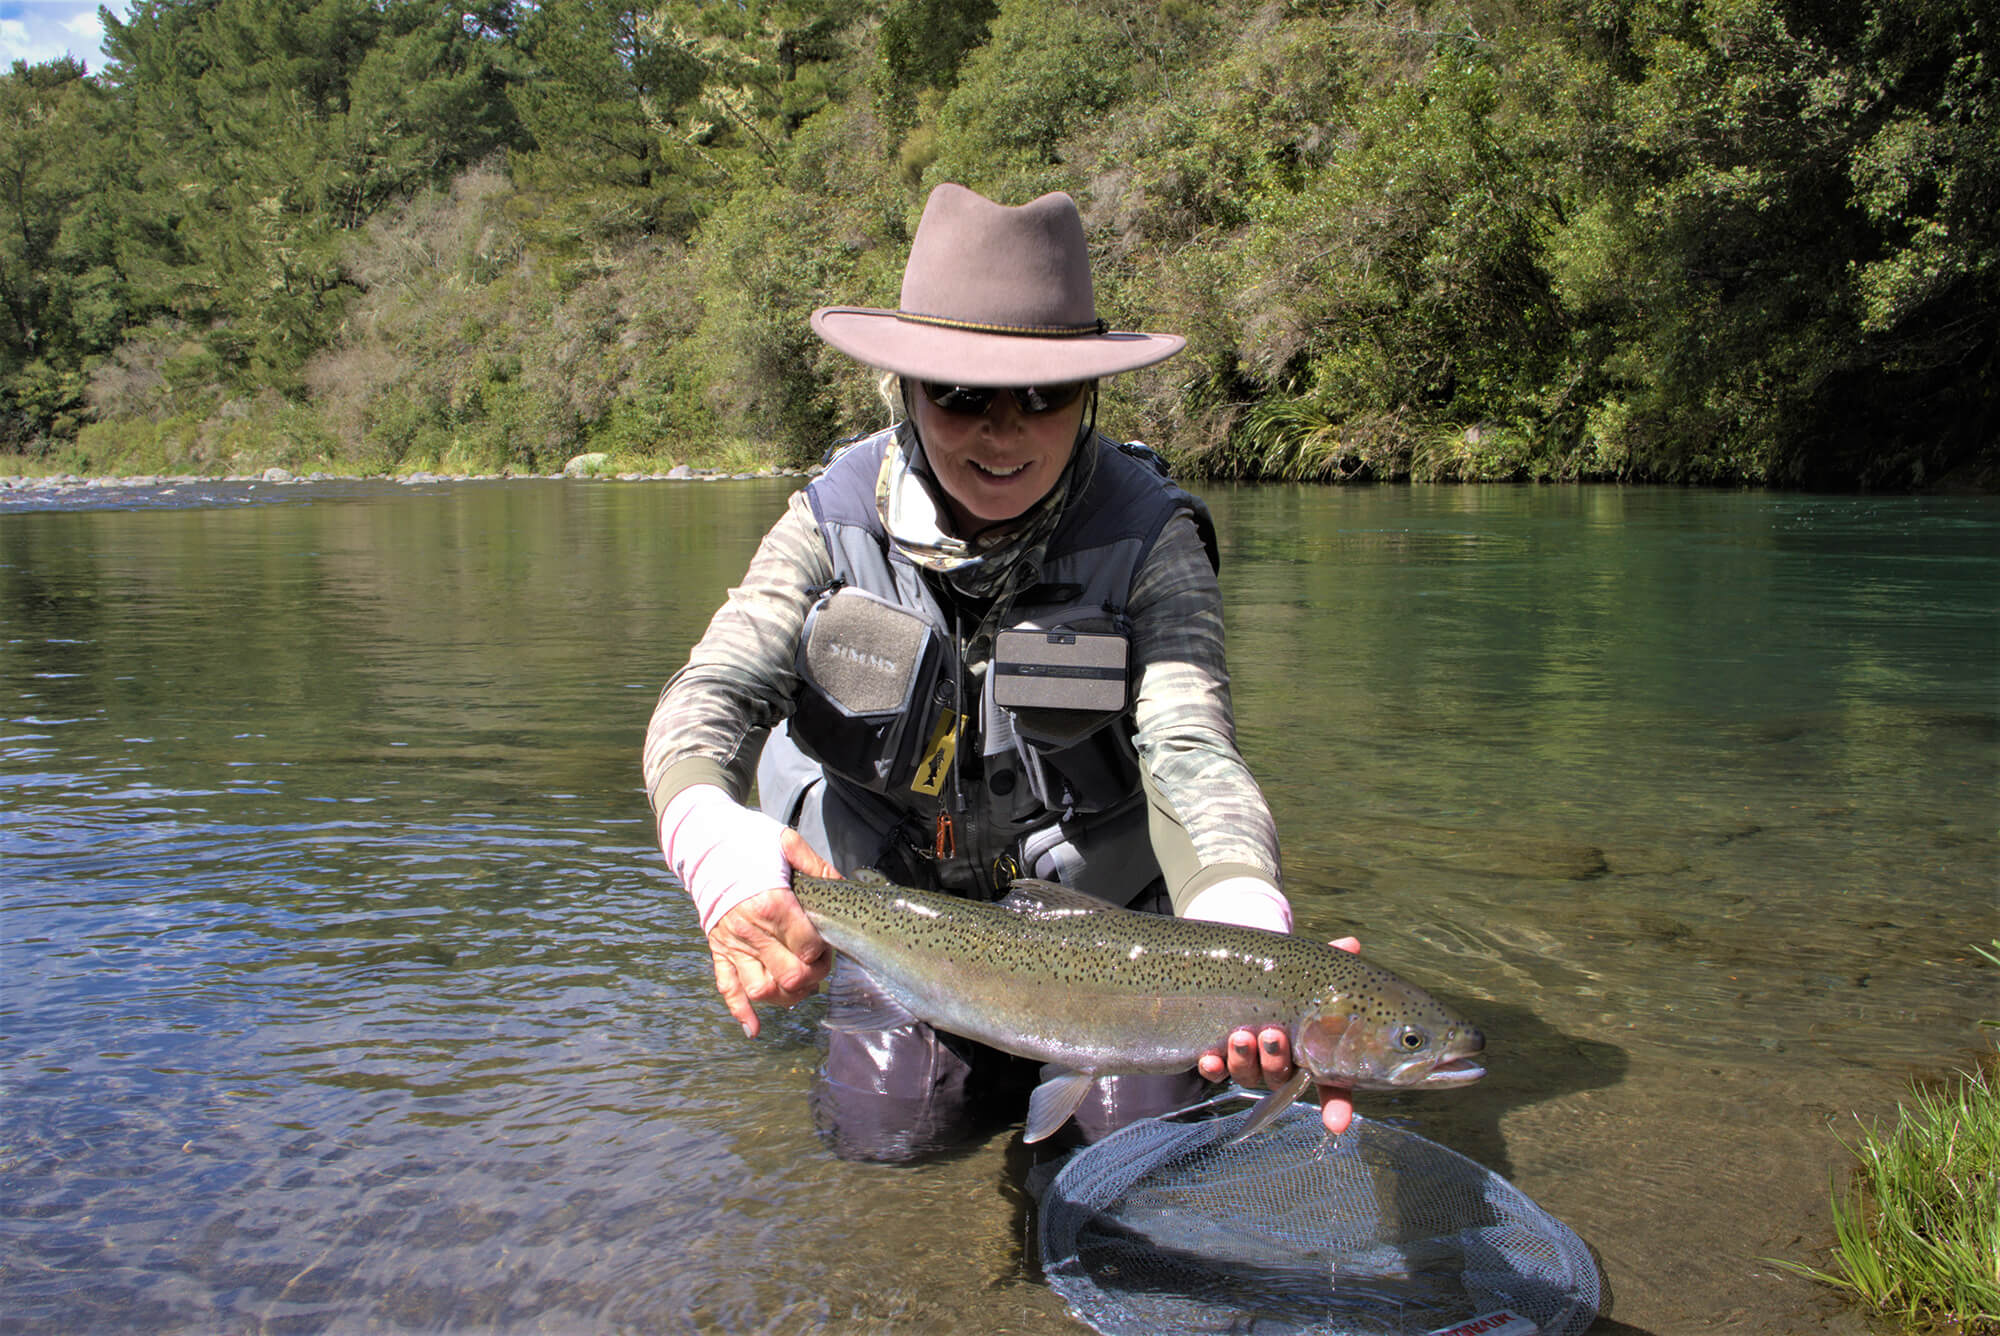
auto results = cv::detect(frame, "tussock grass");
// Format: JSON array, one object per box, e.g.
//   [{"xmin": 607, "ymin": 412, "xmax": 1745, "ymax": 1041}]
[{"xmin": 1779, "ymin": 945, "xmax": 1999, "ymax": 1332}]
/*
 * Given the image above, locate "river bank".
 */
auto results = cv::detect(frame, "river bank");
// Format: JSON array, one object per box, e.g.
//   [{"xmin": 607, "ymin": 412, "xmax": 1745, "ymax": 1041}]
[
  {"xmin": 8, "ymin": 451, "xmax": 1995, "ymax": 498},
  {"xmin": 0, "ymin": 462, "xmax": 818, "ymax": 511}
]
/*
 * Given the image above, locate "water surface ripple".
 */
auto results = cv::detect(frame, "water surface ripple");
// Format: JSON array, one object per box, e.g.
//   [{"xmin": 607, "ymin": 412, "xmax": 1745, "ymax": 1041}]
[{"xmin": 2, "ymin": 480, "xmax": 1994, "ymax": 1334}]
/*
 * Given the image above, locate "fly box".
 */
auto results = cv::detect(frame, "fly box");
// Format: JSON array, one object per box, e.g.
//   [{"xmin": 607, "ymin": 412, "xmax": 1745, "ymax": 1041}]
[{"xmin": 992, "ymin": 628, "xmax": 1129, "ymax": 713}]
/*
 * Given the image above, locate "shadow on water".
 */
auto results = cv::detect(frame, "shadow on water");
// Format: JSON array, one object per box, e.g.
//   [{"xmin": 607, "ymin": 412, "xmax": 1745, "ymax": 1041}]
[
  {"xmin": 1413, "ymin": 996, "xmax": 1631, "ymax": 1184},
  {"xmin": 1582, "ymin": 1314, "xmax": 1658, "ymax": 1335}
]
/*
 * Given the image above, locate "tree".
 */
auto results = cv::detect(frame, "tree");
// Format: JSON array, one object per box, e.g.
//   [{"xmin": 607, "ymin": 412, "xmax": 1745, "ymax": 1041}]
[
  {"xmin": 92, "ymin": 0, "xmax": 520, "ymax": 388},
  {"xmin": 927, "ymin": 0, "xmax": 1130, "ymax": 193},
  {"xmin": 509, "ymin": 0, "xmax": 862, "ymax": 248},
  {"xmin": 1537, "ymin": 0, "xmax": 1998, "ymax": 483},
  {"xmin": 508, "ymin": 0, "xmax": 711, "ymax": 246},
  {"xmin": 0, "ymin": 58, "xmax": 117, "ymax": 444},
  {"xmin": 872, "ymin": 0, "xmax": 997, "ymax": 140}
]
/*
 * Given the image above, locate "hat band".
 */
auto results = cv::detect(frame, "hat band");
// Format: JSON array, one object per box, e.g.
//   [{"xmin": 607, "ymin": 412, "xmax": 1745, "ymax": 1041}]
[{"xmin": 895, "ymin": 309, "xmax": 1110, "ymax": 338}]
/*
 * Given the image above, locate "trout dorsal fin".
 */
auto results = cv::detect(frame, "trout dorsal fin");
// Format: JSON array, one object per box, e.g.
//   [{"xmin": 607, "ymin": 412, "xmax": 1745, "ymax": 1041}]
[{"xmin": 998, "ymin": 878, "xmax": 1123, "ymax": 919}]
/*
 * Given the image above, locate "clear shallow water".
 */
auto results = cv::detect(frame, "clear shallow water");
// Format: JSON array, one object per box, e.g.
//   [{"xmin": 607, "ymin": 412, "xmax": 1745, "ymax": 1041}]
[{"xmin": 2, "ymin": 479, "xmax": 1994, "ymax": 1334}]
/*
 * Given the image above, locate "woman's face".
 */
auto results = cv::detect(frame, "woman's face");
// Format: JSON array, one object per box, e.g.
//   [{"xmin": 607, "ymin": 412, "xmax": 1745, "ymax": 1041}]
[{"xmin": 909, "ymin": 381, "xmax": 1087, "ymax": 533}]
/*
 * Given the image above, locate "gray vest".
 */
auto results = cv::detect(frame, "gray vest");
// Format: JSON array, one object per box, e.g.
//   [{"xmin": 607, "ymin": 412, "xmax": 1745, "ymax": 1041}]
[{"xmin": 758, "ymin": 427, "xmax": 1217, "ymax": 903}]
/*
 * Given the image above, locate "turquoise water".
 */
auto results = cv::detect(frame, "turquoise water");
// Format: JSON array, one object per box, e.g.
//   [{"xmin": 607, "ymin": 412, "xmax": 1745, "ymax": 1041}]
[{"xmin": 2, "ymin": 478, "xmax": 1994, "ymax": 1333}]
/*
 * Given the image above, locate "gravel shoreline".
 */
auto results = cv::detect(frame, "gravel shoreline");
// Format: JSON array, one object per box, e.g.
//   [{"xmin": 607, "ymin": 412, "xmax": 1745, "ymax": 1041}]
[{"xmin": 1, "ymin": 464, "xmax": 814, "ymax": 494}]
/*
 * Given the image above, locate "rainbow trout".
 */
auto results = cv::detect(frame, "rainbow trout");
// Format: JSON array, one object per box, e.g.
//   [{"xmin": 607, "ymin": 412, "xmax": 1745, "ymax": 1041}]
[{"xmin": 790, "ymin": 870, "xmax": 1485, "ymax": 1143}]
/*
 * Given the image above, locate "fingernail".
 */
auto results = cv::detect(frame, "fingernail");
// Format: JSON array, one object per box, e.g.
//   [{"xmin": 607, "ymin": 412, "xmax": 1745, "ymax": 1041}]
[{"xmin": 1262, "ymin": 1036, "xmax": 1282, "ymax": 1055}]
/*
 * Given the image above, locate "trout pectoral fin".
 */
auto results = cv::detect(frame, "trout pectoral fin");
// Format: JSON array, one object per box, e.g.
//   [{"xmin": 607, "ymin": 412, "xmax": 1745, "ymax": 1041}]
[
  {"xmin": 1231, "ymin": 1067, "xmax": 1314, "ymax": 1143},
  {"xmin": 1024, "ymin": 1070, "xmax": 1097, "ymax": 1144},
  {"xmin": 819, "ymin": 961, "xmax": 919, "ymax": 1033}
]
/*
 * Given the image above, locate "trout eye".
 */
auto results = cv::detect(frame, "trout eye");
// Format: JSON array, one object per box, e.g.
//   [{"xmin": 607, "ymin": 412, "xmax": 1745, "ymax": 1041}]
[{"xmin": 1394, "ymin": 1026, "xmax": 1429, "ymax": 1052}]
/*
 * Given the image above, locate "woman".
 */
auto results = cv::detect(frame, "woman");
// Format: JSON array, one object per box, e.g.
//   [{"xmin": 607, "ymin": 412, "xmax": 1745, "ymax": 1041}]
[{"xmin": 644, "ymin": 183, "xmax": 1354, "ymax": 1160}]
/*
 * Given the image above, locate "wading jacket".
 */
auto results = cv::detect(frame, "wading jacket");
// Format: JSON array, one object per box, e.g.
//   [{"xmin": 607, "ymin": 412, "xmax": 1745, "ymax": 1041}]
[{"xmin": 644, "ymin": 428, "xmax": 1281, "ymax": 910}]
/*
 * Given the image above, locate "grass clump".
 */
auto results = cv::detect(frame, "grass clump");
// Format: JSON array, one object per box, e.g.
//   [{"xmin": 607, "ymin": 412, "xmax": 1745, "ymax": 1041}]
[{"xmin": 1782, "ymin": 946, "xmax": 1999, "ymax": 1332}]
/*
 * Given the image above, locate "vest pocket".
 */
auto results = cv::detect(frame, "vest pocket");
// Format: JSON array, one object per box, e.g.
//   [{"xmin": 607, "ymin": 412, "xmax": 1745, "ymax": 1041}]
[
  {"xmin": 1013, "ymin": 721, "xmax": 1142, "ymax": 815},
  {"xmin": 790, "ymin": 586, "xmax": 944, "ymax": 793},
  {"xmin": 988, "ymin": 608, "xmax": 1136, "ymax": 815}
]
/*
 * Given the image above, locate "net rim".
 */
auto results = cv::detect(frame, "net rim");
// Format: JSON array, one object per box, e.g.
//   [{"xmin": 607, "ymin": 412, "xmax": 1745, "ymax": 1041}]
[{"xmin": 1038, "ymin": 1104, "xmax": 1603, "ymax": 1336}]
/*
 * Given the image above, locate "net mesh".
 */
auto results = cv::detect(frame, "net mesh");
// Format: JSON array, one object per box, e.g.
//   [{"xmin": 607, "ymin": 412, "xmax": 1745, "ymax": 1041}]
[{"xmin": 1039, "ymin": 1104, "xmax": 1602, "ymax": 1336}]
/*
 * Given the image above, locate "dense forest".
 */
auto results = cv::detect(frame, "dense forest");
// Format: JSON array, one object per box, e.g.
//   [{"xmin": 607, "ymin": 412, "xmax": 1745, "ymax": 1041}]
[{"xmin": 1, "ymin": 0, "xmax": 1993, "ymax": 487}]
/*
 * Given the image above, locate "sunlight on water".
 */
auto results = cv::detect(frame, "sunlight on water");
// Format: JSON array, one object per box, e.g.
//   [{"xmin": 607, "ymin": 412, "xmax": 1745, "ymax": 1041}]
[{"xmin": 2, "ymin": 479, "xmax": 1994, "ymax": 1334}]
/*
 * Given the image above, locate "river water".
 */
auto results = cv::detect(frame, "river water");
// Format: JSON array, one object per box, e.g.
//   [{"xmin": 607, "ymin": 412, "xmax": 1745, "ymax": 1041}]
[{"xmin": 2, "ymin": 477, "xmax": 1994, "ymax": 1335}]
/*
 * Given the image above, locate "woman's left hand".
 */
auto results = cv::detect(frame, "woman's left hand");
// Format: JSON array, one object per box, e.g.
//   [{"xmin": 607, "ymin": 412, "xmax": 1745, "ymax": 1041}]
[{"xmin": 1196, "ymin": 935, "xmax": 1361, "ymax": 1135}]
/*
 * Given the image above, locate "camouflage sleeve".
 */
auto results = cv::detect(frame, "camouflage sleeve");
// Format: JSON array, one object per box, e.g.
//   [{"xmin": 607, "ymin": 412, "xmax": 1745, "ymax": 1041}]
[
  {"xmin": 1128, "ymin": 511, "xmax": 1283, "ymax": 910},
  {"xmin": 642, "ymin": 489, "xmax": 833, "ymax": 815}
]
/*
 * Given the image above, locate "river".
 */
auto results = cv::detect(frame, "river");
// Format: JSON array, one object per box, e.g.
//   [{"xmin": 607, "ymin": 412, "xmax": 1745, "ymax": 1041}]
[{"xmin": 2, "ymin": 476, "xmax": 1994, "ymax": 1334}]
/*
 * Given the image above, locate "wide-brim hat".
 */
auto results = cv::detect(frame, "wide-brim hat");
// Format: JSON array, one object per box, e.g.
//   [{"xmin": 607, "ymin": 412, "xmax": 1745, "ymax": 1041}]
[{"xmin": 811, "ymin": 184, "xmax": 1185, "ymax": 387}]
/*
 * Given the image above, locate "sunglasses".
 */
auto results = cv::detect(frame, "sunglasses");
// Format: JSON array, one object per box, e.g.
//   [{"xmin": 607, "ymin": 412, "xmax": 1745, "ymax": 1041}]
[{"xmin": 918, "ymin": 380, "xmax": 1088, "ymax": 417}]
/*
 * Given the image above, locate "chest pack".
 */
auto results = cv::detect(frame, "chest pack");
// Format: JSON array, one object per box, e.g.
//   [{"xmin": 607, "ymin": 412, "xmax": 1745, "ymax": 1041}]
[{"xmin": 785, "ymin": 430, "xmax": 1215, "ymax": 829}]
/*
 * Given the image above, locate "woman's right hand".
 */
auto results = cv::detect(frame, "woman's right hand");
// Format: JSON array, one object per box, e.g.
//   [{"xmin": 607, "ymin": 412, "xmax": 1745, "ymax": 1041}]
[
  {"xmin": 659, "ymin": 785, "xmax": 839, "ymax": 1036},
  {"xmin": 705, "ymin": 830, "xmax": 837, "ymax": 1037},
  {"xmin": 1198, "ymin": 936, "xmax": 1363, "ymax": 1135}
]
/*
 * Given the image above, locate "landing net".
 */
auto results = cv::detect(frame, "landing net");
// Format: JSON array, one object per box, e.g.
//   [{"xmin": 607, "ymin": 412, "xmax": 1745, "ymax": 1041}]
[{"xmin": 1039, "ymin": 1103, "xmax": 1602, "ymax": 1336}]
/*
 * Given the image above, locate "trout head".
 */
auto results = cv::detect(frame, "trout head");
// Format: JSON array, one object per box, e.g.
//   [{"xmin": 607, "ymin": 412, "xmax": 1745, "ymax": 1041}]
[{"xmin": 1293, "ymin": 970, "xmax": 1486, "ymax": 1092}]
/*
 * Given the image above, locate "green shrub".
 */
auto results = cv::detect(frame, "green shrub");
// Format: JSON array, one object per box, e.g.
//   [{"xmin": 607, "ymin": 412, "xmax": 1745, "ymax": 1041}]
[{"xmin": 65, "ymin": 414, "xmax": 210, "ymax": 475}]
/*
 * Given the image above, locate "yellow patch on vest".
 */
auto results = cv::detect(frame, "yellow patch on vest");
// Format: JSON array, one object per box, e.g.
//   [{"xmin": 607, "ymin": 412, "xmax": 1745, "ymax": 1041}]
[{"xmin": 910, "ymin": 709, "xmax": 960, "ymax": 796}]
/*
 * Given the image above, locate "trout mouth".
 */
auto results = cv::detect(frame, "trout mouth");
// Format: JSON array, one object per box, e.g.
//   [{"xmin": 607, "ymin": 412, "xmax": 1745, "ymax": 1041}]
[
  {"xmin": 1335, "ymin": 1054, "xmax": 1488, "ymax": 1091},
  {"xmin": 1415, "ymin": 1056, "xmax": 1486, "ymax": 1087}
]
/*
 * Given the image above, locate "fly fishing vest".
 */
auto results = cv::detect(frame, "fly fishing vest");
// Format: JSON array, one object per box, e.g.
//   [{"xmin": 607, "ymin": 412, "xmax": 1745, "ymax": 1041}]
[{"xmin": 758, "ymin": 427, "xmax": 1218, "ymax": 904}]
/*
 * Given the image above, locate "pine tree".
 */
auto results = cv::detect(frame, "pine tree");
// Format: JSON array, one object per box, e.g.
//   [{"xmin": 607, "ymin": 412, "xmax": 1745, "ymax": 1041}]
[
  {"xmin": 0, "ymin": 58, "xmax": 113, "ymax": 444},
  {"xmin": 508, "ymin": 0, "xmax": 710, "ymax": 246}
]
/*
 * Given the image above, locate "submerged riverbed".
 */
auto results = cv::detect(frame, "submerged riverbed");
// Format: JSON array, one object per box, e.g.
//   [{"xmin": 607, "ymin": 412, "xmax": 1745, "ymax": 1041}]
[{"xmin": 3, "ymin": 477, "xmax": 1994, "ymax": 1333}]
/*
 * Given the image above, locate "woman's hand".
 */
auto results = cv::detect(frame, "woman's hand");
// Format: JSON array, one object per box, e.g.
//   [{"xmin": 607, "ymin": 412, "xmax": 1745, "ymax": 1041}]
[
  {"xmin": 1197, "ymin": 936, "xmax": 1362, "ymax": 1135},
  {"xmin": 658, "ymin": 784, "xmax": 839, "ymax": 1037},
  {"xmin": 705, "ymin": 828, "xmax": 838, "ymax": 1037}
]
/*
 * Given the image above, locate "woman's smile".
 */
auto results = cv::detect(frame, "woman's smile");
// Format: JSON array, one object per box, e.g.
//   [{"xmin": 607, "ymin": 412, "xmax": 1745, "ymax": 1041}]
[{"xmin": 910, "ymin": 384, "xmax": 1087, "ymax": 532}]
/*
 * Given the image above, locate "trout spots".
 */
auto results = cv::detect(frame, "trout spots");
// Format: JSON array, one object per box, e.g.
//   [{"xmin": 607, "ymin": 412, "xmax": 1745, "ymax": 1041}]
[{"xmin": 796, "ymin": 869, "xmax": 1484, "ymax": 1095}]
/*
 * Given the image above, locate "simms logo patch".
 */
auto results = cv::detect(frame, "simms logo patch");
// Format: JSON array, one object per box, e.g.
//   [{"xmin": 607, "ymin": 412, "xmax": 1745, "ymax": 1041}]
[{"xmin": 825, "ymin": 641, "xmax": 899, "ymax": 677}]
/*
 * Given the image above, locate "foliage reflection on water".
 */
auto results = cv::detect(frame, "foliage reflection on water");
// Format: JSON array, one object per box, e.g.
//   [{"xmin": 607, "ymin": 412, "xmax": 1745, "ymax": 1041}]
[{"xmin": 2, "ymin": 479, "xmax": 1994, "ymax": 1334}]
